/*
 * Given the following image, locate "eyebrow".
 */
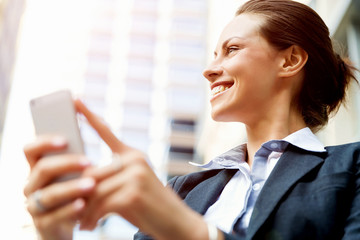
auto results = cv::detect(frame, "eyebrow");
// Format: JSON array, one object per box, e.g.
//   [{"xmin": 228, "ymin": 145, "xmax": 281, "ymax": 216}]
[{"xmin": 214, "ymin": 36, "xmax": 245, "ymax": 56}]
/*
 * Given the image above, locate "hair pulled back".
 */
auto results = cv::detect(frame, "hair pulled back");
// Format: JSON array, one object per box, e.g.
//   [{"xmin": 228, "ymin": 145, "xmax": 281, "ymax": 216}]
[{"xmin": 237, "ymin": 0, "xmax": 358, "ymax": 132}]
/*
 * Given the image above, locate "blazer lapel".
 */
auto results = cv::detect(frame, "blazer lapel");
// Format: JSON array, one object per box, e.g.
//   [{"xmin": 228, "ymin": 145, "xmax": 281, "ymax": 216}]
[
  {"xmin": 184, "ymin": 169, "xmax": 237, "ymax": 215},
  {"xmin": 246, "ymin": 145, "xmax": 325, "ymax": 239}
]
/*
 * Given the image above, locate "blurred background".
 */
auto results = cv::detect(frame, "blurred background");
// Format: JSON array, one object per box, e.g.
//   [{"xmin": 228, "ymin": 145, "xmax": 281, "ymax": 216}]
[{"xmin": 0, "ymin": 0, "xmax": 359, "ymax": 239}]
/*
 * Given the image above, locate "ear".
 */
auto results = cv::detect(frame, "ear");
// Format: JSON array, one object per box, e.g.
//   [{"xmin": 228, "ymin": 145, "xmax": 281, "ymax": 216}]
[{"xmin": 278, "ymin": 45, "xmax": 308, "ymax": 78}]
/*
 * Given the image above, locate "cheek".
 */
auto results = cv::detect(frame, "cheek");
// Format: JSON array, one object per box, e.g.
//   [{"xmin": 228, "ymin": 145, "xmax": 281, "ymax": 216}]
[
  {"xmin": 226, "ymin": 52, "xmax": 268, "ymax": 77},
  {"xmin": 243, "ymin": 55, "xmax": 278, "ymax": 85},
  {"xmin": 234, "ymin": 64, "xmax": 278, "ymax": 103}
]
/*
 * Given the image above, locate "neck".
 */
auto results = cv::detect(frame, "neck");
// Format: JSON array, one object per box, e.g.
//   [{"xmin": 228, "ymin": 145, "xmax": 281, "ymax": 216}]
[{"xmin": 245, "ymin": 105, "xmax": 306, "ymax": 167}]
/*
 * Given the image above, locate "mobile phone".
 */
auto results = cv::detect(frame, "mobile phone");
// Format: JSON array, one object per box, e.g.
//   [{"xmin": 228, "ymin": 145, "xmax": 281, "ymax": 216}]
[{"xmin": 30, "ymin": 89, "xmax": 84, "ymax": 158}]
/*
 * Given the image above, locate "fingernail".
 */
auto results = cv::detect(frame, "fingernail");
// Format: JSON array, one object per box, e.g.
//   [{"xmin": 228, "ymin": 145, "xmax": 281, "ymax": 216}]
[
  {"xmin": 78, "ymin": 178, "xmax": 95, "ymax": 190},
  {"xmin": 52, "ymin": 136, "xmax": 67, "ymax": 146},
  {"xmin": 73, "ymin": 198, "xmax": 85, "ymax": 211},
  {"xmin": 79, "ymin": 157, "xmax": 92, "ymax": 167}
]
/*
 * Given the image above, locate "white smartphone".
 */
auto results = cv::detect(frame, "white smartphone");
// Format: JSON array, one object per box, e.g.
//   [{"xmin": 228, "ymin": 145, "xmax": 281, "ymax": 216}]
[{"xmin": 30, "ymin": 89, "xmax": 84, "ymax": 156}]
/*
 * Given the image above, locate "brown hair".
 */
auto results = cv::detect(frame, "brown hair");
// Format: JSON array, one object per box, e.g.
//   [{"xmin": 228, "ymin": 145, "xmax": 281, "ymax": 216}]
[{"xmin": 236, "ymin": 0, "xmax": 358, "ymax": 132}]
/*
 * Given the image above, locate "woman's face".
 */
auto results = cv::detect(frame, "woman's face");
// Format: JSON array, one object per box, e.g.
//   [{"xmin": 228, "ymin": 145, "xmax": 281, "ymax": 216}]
[{"xmin": 203, "ymin": 14, "xmax": 285, "ymax": 124}]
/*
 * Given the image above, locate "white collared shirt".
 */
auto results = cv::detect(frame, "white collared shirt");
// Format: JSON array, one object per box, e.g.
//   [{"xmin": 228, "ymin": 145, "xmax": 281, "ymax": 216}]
[{"xmin": 190, "ymin": 127, "xmax": 326, "ymax": 234}]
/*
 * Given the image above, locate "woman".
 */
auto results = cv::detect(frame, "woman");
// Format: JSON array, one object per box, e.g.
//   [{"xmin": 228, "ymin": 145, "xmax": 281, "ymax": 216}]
[{"xmin": 24, "ymin": 0, "xmax": 359, "ymax": 239}]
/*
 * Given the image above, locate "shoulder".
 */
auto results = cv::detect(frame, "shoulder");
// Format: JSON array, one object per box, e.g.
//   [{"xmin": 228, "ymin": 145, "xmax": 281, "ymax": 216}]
[
  {"xmin": 325, "ymin": 141, "xmax": 360, "ymax": 152},
  {"xmin": 325, "ymin": 141, "xmax": 360, "ymax": 163},
  {"xmin": 321, "ymin": 141, "xmax": 360, "ymax": 172},
  {"xmin": 288, "ymin": 141, "xmax": 360, "ymax": 159},
  {"xmin": 285, "ymin": 141, "xmax": 360, "ymax": 173}
]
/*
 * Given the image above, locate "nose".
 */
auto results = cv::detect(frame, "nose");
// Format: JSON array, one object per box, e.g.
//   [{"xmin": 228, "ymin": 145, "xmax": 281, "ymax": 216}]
[{"xmin": 202, "ymin": 63, "xmax": 223, "ymax": 82}]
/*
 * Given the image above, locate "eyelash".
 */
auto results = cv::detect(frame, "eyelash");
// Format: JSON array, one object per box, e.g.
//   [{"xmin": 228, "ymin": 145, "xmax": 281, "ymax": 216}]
[{"xmin": 214, "ymin": 46, "xmax": 241, "ymax": 59}]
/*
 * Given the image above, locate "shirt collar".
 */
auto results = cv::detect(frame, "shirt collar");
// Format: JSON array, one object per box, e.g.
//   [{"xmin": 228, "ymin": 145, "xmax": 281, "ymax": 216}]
[
  {"xmin": 190, "ymin": 144, "xmax": 247, "ymax": 169},
  {"xmin": 190, "ymin": 127, "xmax": 325, "ymax": 169},
  {"xmin": 283, "ymin": 127, "xmax": 325, "ymax": 152}
]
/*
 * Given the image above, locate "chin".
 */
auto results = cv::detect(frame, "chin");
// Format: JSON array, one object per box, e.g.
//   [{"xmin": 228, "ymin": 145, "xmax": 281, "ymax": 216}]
[
  {"xmin": 211, "ymin": 106, "xmax": 245, "ymax": 123},
  {"xmin": 211, "ymin": 110, "xmax": 232, "ymax": 122}
]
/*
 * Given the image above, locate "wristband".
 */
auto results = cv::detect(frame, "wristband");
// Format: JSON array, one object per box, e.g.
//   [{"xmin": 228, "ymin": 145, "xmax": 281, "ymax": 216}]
[{"xmin": 207, "ymin": 223, "xmax": 218, "ymax": 240}]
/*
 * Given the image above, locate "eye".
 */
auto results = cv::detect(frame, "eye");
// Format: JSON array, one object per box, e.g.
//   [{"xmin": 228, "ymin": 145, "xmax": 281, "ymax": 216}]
[{"xmin": 226, "ymin": 46, "xmax": 239, "ymax": 55}]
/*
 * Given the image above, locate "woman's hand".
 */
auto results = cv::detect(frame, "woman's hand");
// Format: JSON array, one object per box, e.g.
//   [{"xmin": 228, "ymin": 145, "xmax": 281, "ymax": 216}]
[
  {"xmin": 75, "ymin": 99, "xmax": 209, "ymax": 240},
  {"xmin": 23, "ymin": 136, "xmax": 95, "ymax": 240}
]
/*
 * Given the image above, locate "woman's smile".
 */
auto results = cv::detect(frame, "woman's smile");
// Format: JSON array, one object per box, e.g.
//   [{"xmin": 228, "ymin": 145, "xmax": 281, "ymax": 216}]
[{"xmin": 210, "ymin": 81, "xmax": 234, "ymax": 101}]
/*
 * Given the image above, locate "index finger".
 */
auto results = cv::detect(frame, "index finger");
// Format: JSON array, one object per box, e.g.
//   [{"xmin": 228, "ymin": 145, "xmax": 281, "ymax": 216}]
[{"xmin": 74, "ymin": 99, "xmax": 128, "ymax": 153}]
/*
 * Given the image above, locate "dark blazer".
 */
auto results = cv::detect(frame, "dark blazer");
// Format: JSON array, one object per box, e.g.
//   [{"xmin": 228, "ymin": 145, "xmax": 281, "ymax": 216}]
[{"xmin": 134, "ymin": 142, "xmax": 360, "ymax": 240}]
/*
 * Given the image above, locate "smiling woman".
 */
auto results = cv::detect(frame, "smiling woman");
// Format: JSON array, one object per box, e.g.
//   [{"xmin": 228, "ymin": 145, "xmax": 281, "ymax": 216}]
[{"xmin": 17, "ymin": 0, "xmax": 360, "ymax": 240}]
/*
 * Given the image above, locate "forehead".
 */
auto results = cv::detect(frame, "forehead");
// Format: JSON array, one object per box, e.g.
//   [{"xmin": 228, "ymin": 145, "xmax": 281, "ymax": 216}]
[{"xmin": 216, "ymin": 14, "xmax": 265, "ymax": 48}]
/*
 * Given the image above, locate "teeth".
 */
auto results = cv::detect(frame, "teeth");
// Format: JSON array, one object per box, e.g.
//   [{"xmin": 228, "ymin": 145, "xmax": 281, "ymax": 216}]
[{"xmin": 211, "ymin": 85, "xmax": 230, "ymax": 96}]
